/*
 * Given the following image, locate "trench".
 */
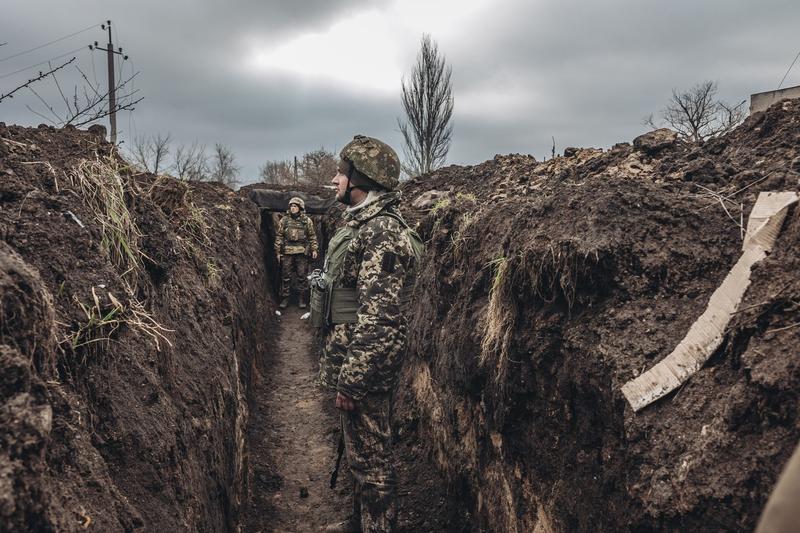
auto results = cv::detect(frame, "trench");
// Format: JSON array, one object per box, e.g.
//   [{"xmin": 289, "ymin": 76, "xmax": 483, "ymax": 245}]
[{"xmin": 239, "ymin": 210, "xmax": 466, "ymax": 532}]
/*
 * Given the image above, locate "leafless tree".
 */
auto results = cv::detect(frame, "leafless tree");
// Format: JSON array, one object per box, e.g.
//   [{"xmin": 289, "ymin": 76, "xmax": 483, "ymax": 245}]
[
  {"xmin": 0, "ymin": 57, "xmax": 76, "ymax": 103},
  {"xmin": 260, "ymin": 160, "xmax": 294, "ymax": 184},
  {"xmin": 19, "ymin": 60, "xmax": 142, "ymax": 129},
  {"xmin": 398, "ymin": 34, "xmax": 454, "ymax": 178},
  {"xmin": 211, "ymin": 143, "xmax": 240, "ymax": 189},
  {"xmin": 301, "ymin": 147, "xmax": 337, "ymax": 186},
  {"xmin": 260, "ymin": 147, "xmax": 337, "ymax": 186},
  {"xmin": 172, "ymin": 141, "xmax": 209, "ymax": 181},
  {"xmin": 130, "ymin": 133, "xmax": 172, "ymax": 174},
  {"xmin": 647, "ymin": 81, "xmax": 746, "ymax": 143}
]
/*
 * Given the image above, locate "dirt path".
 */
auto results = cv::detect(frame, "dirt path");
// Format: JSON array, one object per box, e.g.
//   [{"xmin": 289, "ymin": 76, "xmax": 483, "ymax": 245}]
[
  {"xmin": 243, "ymin": 306, "xmax": 350, "ymax": 533},
  {"xmin": 242, "ymin": 304, "xmax": 467, "ymax": 532}
]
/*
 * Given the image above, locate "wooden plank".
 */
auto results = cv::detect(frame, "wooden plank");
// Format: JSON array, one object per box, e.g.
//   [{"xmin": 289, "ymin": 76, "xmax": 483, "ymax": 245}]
[{"xmin": 622, "ymin": 191, "xmax": 798, "ymax": 412}]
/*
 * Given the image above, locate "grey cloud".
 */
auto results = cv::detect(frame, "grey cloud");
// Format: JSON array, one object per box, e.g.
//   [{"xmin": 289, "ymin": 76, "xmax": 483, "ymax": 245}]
[{"xmin": 3, "ymin": 0, "xmax": 800, "ymax": 183}]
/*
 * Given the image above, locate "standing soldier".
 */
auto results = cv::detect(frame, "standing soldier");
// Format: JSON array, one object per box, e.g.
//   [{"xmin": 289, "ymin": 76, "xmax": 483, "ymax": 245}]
[
  {"xmin": 314, "ymin": 135, "xmax": 416, "ymax": 533},
  {"xmin": 275, "ymin": 197, "xmax": 318, "ymax": 308}
]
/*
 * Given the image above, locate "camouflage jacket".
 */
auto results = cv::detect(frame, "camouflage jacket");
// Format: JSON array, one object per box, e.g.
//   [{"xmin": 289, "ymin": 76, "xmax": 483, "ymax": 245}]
[
  {"xmin": 275, "ymin": 212, "xmax": 318, "ymax": 255},
  {"xmin": 319, "ymin": 191, "xmax": 414, "ymax": 400}
]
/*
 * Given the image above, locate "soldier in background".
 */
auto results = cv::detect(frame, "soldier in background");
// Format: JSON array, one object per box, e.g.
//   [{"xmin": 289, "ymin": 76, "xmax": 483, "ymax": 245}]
[
  {"xmin": 275, "ymin": 197, "xmax": 318, "ymax": 308},
  {"xmin": 316, "ymin": 135, "xmax": 416, "ymax": 533}
]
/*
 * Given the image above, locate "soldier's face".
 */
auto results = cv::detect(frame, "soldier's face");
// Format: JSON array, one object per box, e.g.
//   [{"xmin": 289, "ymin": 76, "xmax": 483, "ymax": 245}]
[
  {"xmin": 290, "ymin": 205, "xmax": 300, "ymax": 214},
  {"xmin": 332, "ymin": 170, "xmax": 349, "ymax": 203}
]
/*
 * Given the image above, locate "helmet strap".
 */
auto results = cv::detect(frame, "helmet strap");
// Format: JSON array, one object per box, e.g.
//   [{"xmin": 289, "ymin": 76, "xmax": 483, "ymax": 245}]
[{"xmin": 343, "ymin": 165, "xmax": 368, "ymax": 205}]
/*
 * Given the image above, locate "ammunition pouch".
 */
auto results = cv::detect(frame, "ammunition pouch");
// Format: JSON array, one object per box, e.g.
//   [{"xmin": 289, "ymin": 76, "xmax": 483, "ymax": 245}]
[
  {"xmin": 309, "ymin": 284, "xmax": 326, "ymax": 328},
  {"xmin": 308, "ymin": 284, "xmax": 358, "ymax": 327},
  {"xmin": 287, "ymin": 227, "xmax": 304, "ymax": 241},
  {"xmin": 329, "ymin": 287, "xmax": 358, "ymax": 324}
]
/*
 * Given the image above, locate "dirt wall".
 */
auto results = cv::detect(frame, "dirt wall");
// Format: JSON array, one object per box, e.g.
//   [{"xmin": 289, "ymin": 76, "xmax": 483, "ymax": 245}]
[
  {"xmin": 0, "ymin": 124, "xmax": 274, "ymax": 531},
  {"xmin": 396, "ymin": 100, "xmax": 800, "ymax": 531}
]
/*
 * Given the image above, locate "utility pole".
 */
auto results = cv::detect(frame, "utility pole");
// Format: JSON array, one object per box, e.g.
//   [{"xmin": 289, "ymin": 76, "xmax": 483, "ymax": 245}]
[
  {"xmin": 89, "ymin": 21, "xmax": 127, "ymax": 144},
  {"xmin": 293, "ymin": 156, "xmax": 298, "ymax": 183}
]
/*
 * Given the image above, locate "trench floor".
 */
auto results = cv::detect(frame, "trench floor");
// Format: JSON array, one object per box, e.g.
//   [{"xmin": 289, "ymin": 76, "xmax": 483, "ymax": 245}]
[
  {"xmin": 242, "ymin": 306, "xmax": 350, "ymax": 533},
  {"xmin": 241, "ymin": 305, "xmax": 466, "ymax": 532}
]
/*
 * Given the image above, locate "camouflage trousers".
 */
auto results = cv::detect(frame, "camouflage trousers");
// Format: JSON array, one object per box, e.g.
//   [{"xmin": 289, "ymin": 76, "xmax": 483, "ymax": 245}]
[
  {"xmin": 342, "ymin": 393, "xmax": 396, "ymax": 532},
  {"xmin": 280, "ymin": 253, "xmax": 308, "ymax": 299}
]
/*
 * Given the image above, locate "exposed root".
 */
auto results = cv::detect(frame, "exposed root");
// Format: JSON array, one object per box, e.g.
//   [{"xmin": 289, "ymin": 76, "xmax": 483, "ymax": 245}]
[{"xmin": 478, "ymin": 242, "xmax": 605, "ymax": 381}]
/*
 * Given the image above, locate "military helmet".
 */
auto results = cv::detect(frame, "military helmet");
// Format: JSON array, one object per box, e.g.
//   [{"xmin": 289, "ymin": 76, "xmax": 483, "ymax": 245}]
[
  {"xmin": 340, "ymin": 135, "xmax": 400, "ymax": 191},
  {"xmin": 288, "ymin": 197, "xmax": 305, "ymax": 210}
]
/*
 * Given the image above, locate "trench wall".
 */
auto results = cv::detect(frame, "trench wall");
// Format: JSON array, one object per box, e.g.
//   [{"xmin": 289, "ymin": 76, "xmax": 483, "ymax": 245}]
[
  {"xmin": 0, "ymin": 124, "xmax": 275, "ymax": 532},
  {"xmin": 398, "ymin": 113, "xmax": 800, "ymax": 531}
]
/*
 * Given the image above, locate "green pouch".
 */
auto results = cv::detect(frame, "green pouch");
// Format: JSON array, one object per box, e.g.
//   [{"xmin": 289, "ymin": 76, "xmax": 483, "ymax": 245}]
[
  {"xmin": 309, "ymin": 284, "xmax": 326, "ymax": 328},
  {"xmin": 330, "ymin": 287, "xmax": 358, "ymax": 324}
]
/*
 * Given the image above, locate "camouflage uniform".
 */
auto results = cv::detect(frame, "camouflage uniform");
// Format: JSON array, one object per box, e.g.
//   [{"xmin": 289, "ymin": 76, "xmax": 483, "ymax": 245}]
[
  {"xmin": 275, "ymin": 207, "xmax": 318, "ymax": 301},
  {"xmin": 319, "ymin": 136, "xmax": 413, "ymax": 533}
]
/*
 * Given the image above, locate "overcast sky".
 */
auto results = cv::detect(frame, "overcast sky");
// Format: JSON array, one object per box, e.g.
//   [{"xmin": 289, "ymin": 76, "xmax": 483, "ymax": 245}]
[{"xmin": 2, "ymin": 0, "xmax": 799, "ymax": 184}]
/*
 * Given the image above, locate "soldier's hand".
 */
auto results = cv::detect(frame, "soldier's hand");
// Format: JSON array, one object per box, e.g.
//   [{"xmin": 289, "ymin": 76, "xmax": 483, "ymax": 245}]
[
  {"xmin": 277, "ymin": 254, "xmax": 282, "ymax": 264},
  {"xmin": 312, "ymin": 251, "xmax": 318, "ymax": 260},
  {"xmin": 335, "ymin": 392, "xmax": 355, "ymax": 412}
]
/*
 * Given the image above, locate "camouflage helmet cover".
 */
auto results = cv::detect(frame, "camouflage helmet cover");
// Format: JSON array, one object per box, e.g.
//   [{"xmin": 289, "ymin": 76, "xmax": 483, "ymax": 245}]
[
  {"xmin": 288, "ymin": 196, "xmax": 305, "ymax": 210},
  {"xmin": 340, "ymin": 135, "xmax": 400, "ymax": 191}
]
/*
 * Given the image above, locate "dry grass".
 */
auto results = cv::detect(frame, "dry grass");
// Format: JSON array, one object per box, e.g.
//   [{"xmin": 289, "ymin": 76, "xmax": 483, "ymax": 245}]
[
  {"xmin": 60, "ymin": 156, "xmax": 174, "ymax": 354},
  {"xmin": 448, "ymin": 210, "xmax": 478, "ymax": 257},
  {"xmin": 430, "ymin": 197, "xmax": 452, "ymax": 215},
  {"xmin": 63, "ymin": 287, "xmax": 173, "ymax": 354},
  {"xmin": 480, "ymin": 255, "xmax": 517, "ymax": 377},
  {"xmin": 64, "ymin": 154, "xmax": 143, "ymax": 283},
  {"xmin": 206, "ymin": 259, "xmax": 221, "ymax": 287}
]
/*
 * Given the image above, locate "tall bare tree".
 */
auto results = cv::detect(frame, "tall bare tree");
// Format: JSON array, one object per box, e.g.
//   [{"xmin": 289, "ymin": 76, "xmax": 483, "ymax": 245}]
[
  {"xmin": 130, "ymin": 133, "xmax": 172, "ymax": 174},
  {"xmin": 398, "ymin": 34, "xmax": 454, "ymax": 178},
  {"xmin": 647, "ymin": 81, "xmax": 746, "ymax": 143},
  {"xmin": 211, "ymin": 143, "xmax": 240, "ymax": 189}
]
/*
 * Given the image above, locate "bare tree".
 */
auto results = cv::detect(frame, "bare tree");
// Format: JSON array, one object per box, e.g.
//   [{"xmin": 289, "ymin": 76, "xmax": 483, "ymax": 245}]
[
  {"xmin": 647, "ymin": 81, "xmax": 746, "ymax": 143},
  {"xmin": 398, "ymin": 34, "xmax": 454, "ymax": 178},
  {"xmin": 130, "ymin": 133, "xmax": 172, "ymax": 174},
  {"xmin": 211, "ymin": 143, "xmax": 240, "ymax": 189},
  {"xmin": 301, "ymin": 147, "xmax": 337, "ymax": 186},
  {"xmin": 19, "ymin": 60, "xmax": 142, "ymax": 129},
  {"xmin": 260, "ymin": 147, "xmax": 337, "ymax": 186},
  {"xmin": 0, "ymin": 58, "xmax": 76, "ymax": 103},
  {"xmin": 172, "ymin": 141, "xmax": 209, "ymax": 181},
  {"xmin": 260, "ymin": 160, "xmax": 294, "ymax": 184}
]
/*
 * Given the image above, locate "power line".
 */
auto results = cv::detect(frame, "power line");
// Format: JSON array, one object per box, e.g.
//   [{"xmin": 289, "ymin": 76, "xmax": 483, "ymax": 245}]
[
  {"xmin": 0, "ymin": 45, "xmax": 86, "ymax": 80},
  {"xmin": 778, "ymin": 50, "xmax": 800, "ymax": 89},
  {"xmin": 0, "ymin": 22, "xmax": 100, "ymax": 63}
]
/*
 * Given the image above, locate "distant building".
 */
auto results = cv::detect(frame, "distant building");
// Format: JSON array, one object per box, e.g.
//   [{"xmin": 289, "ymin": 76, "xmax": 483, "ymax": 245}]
[{"xmin": 750, "ymin": 84, "xmax": 800, "ymax": 114}]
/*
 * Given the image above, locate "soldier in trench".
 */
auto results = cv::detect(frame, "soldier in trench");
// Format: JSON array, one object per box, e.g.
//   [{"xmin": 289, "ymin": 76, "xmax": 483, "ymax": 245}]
[
  {"xmin": 312, "ymin": 135, "xmax": 416, "ymax": 533},
  {"xmin": 274, "ymin": 196, "xmax": 318, "ymax": 308}
]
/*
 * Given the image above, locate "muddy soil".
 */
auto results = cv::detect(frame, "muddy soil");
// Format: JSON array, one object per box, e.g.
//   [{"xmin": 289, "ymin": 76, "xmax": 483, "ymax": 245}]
[
  {"xmin": 394, "ymin": 99, "xmax": 800, "ymax": 531},
  {"xmin": 0, "ymin": 124, "xmax": 273, "ymax": 531},
  {"xmin": 242, "ymin": 306, "xmax": 350, "ymax": 533},
  {"xmin": 4, "ymin": 99, "xmax": 799, "ymax": 532},
  {"xmin": 241, "ymin": 236, "xmax": 467, "ymax": 533}
]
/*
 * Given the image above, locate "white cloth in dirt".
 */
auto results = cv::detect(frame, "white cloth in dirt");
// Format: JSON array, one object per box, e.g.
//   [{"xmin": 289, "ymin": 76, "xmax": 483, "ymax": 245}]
[{"xmin": 345, "ymin": 190, "xmax": 382, "ymax": 214}]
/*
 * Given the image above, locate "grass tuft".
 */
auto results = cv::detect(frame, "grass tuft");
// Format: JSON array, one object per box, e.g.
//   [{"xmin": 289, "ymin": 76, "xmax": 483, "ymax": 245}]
[{"xmin": 64, "ymin": 154, "xmax": 143, "ymax": 284}]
